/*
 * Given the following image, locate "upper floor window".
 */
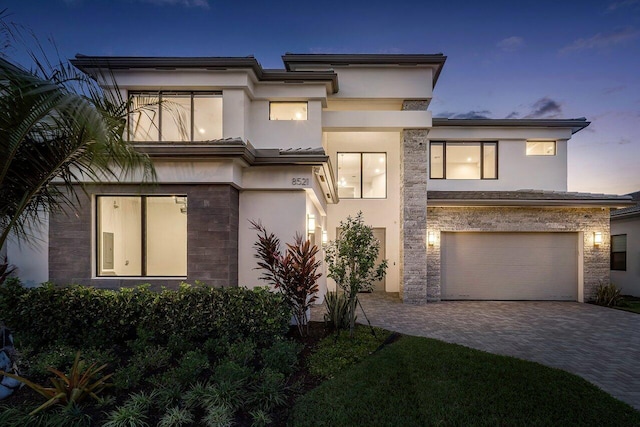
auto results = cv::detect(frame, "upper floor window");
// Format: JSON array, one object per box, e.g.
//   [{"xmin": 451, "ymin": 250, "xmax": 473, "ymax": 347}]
[
  {"xmin": 128, "ymin": 92, "xmax": 223, "ymax": 142},
  {"xmin": 337, "ymin": 152, "xmax": 386, "ymax": 199},
  {"xmin": 97, "ymin": 195, "xmax": 187, "ymax": 277},
  {"xmin": 611, "ymin": 234, "xmax": 627, "ymax": 271},
  {"xmin": 269, "ymin": 102, "xmax": 307, "ymax": 120},
  {"xmin": 526, "ymin": 141, "xmax": 556, "ymax": 156},
  {"xmin": 430, "ymin": 141, "xmax": 497, "ymax": 180}
]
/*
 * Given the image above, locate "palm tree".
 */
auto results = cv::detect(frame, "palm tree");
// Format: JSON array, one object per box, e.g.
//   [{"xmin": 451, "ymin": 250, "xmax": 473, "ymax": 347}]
[{"xmin": 0, "ymin": 47, "xmax": 155, "ymax": 253}]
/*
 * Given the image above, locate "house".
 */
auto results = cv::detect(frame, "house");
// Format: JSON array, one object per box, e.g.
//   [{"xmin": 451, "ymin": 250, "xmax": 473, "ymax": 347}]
[
  {"xmin": 611, "ymin": 191, "xmax": 640, "ymax": 296},
  {"xmin": 5, "ymin": 53, "xmax": 634, "ymax": 303}
]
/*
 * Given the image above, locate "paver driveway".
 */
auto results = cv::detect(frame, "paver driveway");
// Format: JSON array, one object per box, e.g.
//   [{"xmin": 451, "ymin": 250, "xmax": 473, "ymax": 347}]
[{"xmin": 312, "ymin": 293, "xmax": 640, "ymax": 410}]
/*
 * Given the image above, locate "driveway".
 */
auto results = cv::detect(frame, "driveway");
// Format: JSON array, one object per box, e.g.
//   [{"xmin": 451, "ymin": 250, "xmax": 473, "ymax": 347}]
[{"xmin": 312, "ymin": 292, "xmax": 640, "ymax": 410}]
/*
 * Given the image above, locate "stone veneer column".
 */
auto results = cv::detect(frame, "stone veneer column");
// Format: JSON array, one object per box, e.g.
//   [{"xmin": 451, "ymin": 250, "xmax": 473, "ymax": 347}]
[{"xmin": 400, "ymin": 100, "xmax": 430, "ymax": 304}]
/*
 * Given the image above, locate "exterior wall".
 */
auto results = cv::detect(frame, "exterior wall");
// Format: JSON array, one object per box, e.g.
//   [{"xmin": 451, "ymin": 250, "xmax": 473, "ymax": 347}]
[
  {"xmin": 49, "ymin": 184, "xmax": 239, "ymax": 289},
  {"xmin": 325, "ymin": 132, "xmax": 401, "ymax": 293},
  {"xmin": 428, "ymin": 127, "xmax": 571, "ymax": 191},
  {"xmin": 237, "ymin": 190, "xmax": 307, "ymax": 289},
  {"xmin": 249, "ymin": 100, "xmax": 323, "ymax": 149},
  {"xmin": 427, "ymin": 207, "xmax": 610, "ymax": 302},
  {"xmin": 611, "ymin": 216, "xmax": 640, "ymax": 296},
  {"xmin": 330, "ymin": 67, "xmax": 433, "ymax": 99},
  {"xmin": 5, "ymin": 215, "xmax": 49, "ymax": 287}
]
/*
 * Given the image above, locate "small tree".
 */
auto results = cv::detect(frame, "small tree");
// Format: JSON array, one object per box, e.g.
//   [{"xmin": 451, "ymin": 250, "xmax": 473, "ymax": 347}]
[
  {"xmin": 324, "ymin": 212, "xmax": 387, "ymax": 337},
  {"xmin": 251, "ymin": 221, "xmax": 321, "ymax": 336}
]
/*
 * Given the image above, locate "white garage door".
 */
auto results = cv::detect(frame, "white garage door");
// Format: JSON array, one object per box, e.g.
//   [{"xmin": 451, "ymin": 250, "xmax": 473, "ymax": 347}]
[{"xmin": 441, "ymin": 232, "xmax": 578, "ymax": 300}]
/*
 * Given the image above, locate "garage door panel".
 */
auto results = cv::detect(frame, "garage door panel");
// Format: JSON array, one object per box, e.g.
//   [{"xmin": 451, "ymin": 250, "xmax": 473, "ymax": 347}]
[{"xmin": 441, "ymin": 232, "xmax": 578, "ymax": 300}]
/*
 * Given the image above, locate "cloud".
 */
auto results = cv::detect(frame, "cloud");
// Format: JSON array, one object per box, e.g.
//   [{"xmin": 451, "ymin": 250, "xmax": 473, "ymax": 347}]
[
  {"xmin": 603, "ymin": 85, "xmax": 626, "ymax": 94},
  {"xmin": 618, "ymin": 137, "xmax": 632, "ymax": 145},
  {"xmin": 442, "ymin": 110, "xmax": 492, "ymax": 119},
  {"xmin": 138, "ymin": 0, "xmax": 210, "ymax": 8},
  {"xmin": 607, "ymin": 0, "xmax": 639, "ymax": 11},
  {"xmin": 505, "ymin": 111, "xmax": 520, "ymax": 119},
  {"xmin": 524, "ymin": 97, "xmax": 563, "ymax": 118},
  {"xmin": 559, "ymin": 27, "xmax": 640, "ymax": 54},
  {"xmin": 497, "ymin": 36, "xmax": 524, "ymax": 52}
]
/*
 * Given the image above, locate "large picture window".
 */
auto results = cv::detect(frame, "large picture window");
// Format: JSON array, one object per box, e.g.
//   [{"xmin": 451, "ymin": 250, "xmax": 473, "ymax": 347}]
[
  {"xmin": 97, "ymin": 196, "xmax": 187, "ymax": 277},
  {"xmin": 611, "ymin": 234, "xmax": 627, "ymax": 271},
  {"xmin": 337, "ymin": 153, "xmax": 386, "ymax": 199},
  {"xmin": 128, "ymin": 92, "xmax": 222, "ymax": 142},
  {"xmin": 430, "ymin": 141, "xmax": 498, "ymax": 179},
  {"xmin": 269, "ymin": 102, "xmax": 308, "ymax": 120}
]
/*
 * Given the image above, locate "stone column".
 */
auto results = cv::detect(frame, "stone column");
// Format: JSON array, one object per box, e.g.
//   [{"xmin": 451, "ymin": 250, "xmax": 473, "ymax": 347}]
[{"xmin": 400, "ymin": 100, "xmax": 429, "ymax": 304}]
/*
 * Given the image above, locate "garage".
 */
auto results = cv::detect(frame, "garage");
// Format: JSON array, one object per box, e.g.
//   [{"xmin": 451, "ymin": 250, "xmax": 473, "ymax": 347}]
[{"xmin": 441, "ymin": 232, "xmax": 578, "ymax": 300}]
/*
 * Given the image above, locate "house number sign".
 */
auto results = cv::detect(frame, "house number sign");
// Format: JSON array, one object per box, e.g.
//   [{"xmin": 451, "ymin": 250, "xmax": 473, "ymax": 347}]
[{"xmin": 291, "ymin": 177, "xmax": 309, "ymax": 186}]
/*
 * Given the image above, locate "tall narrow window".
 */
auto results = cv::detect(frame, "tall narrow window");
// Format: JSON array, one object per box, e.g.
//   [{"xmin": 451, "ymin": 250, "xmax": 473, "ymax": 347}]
[
  {"xmin": 337, "ymin": 153, "xmax": 386, "ymax": 199},
  {"xmin": 429, "ymin": 141, "xmax": 498, "ymax": 179},
  {"xmin": 97, "ymin": 196, "xmax": 187, "ymax": 277},
  {"xmin": 128, "ymin": 92, "xmax": 222, "ymax": 142},
  {"xmin": 611, "ymin": 234, "xmax": 627, "ymax": 271}
]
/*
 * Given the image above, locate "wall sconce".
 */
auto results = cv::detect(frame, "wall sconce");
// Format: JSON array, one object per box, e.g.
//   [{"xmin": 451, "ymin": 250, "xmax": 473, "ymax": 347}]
[
  {"xmin": 594, "ymin": 231, "xmax": 602, "ymax": 246},
  {"xmin": 307, "ymin": 214, "xmax": 316, "ymax": 235},
  {"xmin": 428, "ymin": 231, "xmax": 436, "ymax": 246},
  {"xmin": 322, "ymin": 230, "xmax": 328, "ymax": 245}
]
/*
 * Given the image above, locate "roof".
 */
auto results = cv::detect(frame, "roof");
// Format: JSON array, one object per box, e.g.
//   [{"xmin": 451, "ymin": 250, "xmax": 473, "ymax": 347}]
[
  {"xmin": 432, "ymin": 118, "xmax": 590, "ymax": 134},
  {"xmin": 282, "ymin": 53, "xmax": 447, "ymax": 87},
  {"xmin": 611, "ymin": 191, "xmax": 640, "ymax": 219},
  {"xmin": 70, "ymin": 55, "xmax": 340, "ymax": 93},
  {"xmin": 428, "ymin": 190, "xmax": 634, "ymax": 207}
]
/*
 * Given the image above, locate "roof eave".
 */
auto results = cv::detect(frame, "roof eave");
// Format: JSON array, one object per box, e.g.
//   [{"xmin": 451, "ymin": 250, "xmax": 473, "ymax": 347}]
[{"xmin": 431, "ymin": 118, "xmax": 591, "ymax": 134}]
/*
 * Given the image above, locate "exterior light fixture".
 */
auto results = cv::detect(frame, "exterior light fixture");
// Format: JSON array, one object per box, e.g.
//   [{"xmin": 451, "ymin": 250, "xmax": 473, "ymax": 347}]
[
  {"xmin": 322, "ymin": 230, "xmax": 328, "ymax": 245},
  {"xmin": 428, "ymin": 231, "xmax": 436, "ymax": 246},
  {"xmin": 594, "ymin": 231, "xmax": 602, "ymax": 246},
  {"xmin": 307, "ymin": 214, "xmax": 316, "ymax": 235}
]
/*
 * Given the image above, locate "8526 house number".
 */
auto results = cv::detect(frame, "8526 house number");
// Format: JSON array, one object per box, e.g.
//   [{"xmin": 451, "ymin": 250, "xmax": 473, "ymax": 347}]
[{"xmin": 291, "ymin": 177, "xmax": 309, "ymax": 186}]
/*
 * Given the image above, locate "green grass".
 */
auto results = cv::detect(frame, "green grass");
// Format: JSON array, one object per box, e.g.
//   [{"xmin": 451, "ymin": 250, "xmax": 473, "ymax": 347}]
[
  {"xmin": 307, "ymin": 325, "xmax": 391, "ymax": 379},
  {"xmin": 291, "ymin": 335, "xmax": 640, "ymax": 427},
  {"xmin": 616, "ymin": 297, "xmax": 640, "ymax": 314}
]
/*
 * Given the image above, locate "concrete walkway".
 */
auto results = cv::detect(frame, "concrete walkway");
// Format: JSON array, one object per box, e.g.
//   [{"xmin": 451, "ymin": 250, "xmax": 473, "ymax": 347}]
[{"xmin": 312, "ymin": 293, "xmax": 640, "ymax": 410}]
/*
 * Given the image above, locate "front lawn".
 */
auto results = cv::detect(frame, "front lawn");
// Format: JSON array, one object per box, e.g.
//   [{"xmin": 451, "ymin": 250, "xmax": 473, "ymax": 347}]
[
  {"xmin": 291, "ymin": 334, "xmax": 640, "ymax": 427},
  {"xmin": 617, "ymin": 296, "xmax": 640, "ymax": 314}
]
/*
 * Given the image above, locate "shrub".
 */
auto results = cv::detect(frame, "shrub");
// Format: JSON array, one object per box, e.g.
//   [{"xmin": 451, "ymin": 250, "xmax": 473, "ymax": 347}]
[
  {"xmin": 158, "ymin": 406, "xmax": 194, "ymax": 427},
  {"xmin": 260, "ymin": 340, "xmax": 302, "ymax": 376},
  {"xmin": 323, "ymin": 291, "xmax": 350, "ymax": 330},
  {"xmin": 1, "ymin": 351, "xmax": 112, "ymax": 414},
  {"xmin": 594, "ymin": 283, "xmax": 622, "ymax": 307},
  {"xmin": 0, "ymin": 281, "xmax": 291, "ymax": 350},
  {"xmin": 251, "ymin": 221, "xmax": 322, "ymax": 336}
]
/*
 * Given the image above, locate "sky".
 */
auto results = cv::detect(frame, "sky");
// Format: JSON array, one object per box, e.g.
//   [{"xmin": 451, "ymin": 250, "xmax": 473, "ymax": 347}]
[{"xmin": 2, "ymin": 0, "xmax": 639, "ymax": 194}]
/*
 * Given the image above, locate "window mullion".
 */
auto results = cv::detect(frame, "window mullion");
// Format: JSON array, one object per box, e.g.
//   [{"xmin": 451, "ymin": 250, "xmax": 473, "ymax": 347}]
[
  {"xmin": 480, "ymin": 143, "xmax": 485, "ymax": 179},
  {"xmin": 360, "ymin": 153, "xmax": 364, "ymax": 199},
  {"xmin": 158, "ymin": 93, "xmax": 163, "ymax": 142},
  {"xmin": 443, "ymin": 143, "xmax": 447, "ymax": 179},
  {"xmin": 141, "ymin": 196, "xmax": 147, "ymax": 277},
  {"xmin": 190, "ymin": 93, "xmax": 194, "ymax": 142}
]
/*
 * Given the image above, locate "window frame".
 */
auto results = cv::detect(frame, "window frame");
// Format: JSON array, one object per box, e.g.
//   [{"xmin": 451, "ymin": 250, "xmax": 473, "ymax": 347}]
[
  {"xmin": 611, "ymin": 234, "xmax": 627, "ymax": 271},
  {"xmin": 127, "ymin": 91, "xmax": 222, "ymax": 142},
  {"xmin": 429, "ymin": 141, "xmax": 499, "ymax": 180},
  {"xmin": 268, "ymin": 101, "xmax": 308, "ymax": 121},
  {"xmin": 526, "ymin": 140, "xmax": 557, "ymax": 156},
  {"xmin": 337, "ymin": 152, "xmax": 387, "ymax": 199},
  {"xmin": 95, "ymin": 195, "xmax": 188, "ymax": 278}
]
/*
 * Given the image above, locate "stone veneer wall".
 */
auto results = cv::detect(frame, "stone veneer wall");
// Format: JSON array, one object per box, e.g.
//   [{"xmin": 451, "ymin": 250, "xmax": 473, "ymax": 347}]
[
  {"xmin": 426, "ymin": 206, "xmax": 610, "ymax": 302},
  {"xmin": 49, "ymin": 184, "xmax": 239, "ymax": 289},
  {"xmin": 400, "ymin": 100, "xmax": 430, "ymax": 304}
]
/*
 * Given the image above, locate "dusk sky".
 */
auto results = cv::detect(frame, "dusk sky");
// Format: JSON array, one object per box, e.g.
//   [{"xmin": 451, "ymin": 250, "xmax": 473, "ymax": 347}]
[{"xmin": 2, "ymin": 0, "xmax": 639, "ymax": 195}]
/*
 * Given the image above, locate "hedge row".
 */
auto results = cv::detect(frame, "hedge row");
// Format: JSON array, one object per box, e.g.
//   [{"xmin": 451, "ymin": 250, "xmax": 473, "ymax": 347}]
[{"xmin": 0, "ymin": 279, "xmax": 291, "ymax": 349}]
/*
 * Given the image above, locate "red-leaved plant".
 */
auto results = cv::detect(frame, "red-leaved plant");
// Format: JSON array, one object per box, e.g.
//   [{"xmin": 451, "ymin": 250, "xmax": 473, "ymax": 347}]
[{"xmin": 251, "ymin": 221, "xmax": 321, "ymax": 336}]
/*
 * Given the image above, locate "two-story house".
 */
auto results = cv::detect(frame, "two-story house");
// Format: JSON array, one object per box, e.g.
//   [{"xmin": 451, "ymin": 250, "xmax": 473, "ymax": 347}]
[{"xmin": 6, "ymin": 53, "xmax": 632, "ymax": 303}]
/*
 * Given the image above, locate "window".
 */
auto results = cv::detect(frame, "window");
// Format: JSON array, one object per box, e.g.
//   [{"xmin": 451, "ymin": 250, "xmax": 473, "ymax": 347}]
[
  {"xmin": 611, "ymin": 234, "xmax": 627, "ymax": 271},
  {"xmin": 337, "ymin": 153, "xmax": 386, "ymax": 199},
  {"xmin": 269, "ymin": 102, "xmax": 307, "ymax": 120},
  {"xmin": 430, "ymin": 141, "xmax": 498, "ymax": 179},
  {"xmin": 97, "ymin": 196, "xmax": 187, "ymax": 277},
  {"xmin": 128, "ymin": 92, "xmax": 222, "ymax": 142},
  {"xmin": 527, "ymin": 141, "xmax": 556, "ymax": 156}
]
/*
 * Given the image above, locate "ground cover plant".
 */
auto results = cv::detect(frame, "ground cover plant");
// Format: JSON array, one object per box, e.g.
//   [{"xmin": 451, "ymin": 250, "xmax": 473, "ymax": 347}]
[
  {"xmin": 291, "ymin": 334, "xmax": 640, "ymax": 427},
  {"xmin": 0, "ymin": 279, "xmax": 302, "ymax": 425},
  {"xmin": 616, "ymin": 295, "xmax": 640, "ymax": 314}
]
